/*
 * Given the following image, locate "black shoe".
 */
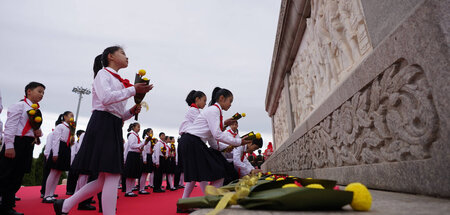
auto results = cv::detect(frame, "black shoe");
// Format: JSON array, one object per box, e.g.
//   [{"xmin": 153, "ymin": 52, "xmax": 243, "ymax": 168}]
[
  {"xmin": 150, "ymin": 185, "xmax": 154, "ymax": 188},
  {"xmin": 42, "ymin": 196, "xmax": 56, "ymax": 203},
  {"xmin": 66, "ymin": 192, "xmax": 74, "ymax": 195},
  {"xmin": 176, "ymin": 185, "xmax": 185, "ymax": 189},
  {"xmin": 132, "ymin": 187, "xmax": 138, "ymax": 191},
  {"xmin": 170, "ymin": 187, "xmax": 177, "ymax": 191},
  {"xmin": 2, "ymin": 209, "xmax": 24, "ymax": 215},
  {"xmin": 138, "ymin": 190, "xmax": 150, "ymax": 194},
  {"xmin": 90, "ymin": 200, "xmax": 96, "ymax": 204},
  {"xmin": 153, "ymin": 189, "xmax": 165, "ymax": 193},
  {"xmin": 176, "ymin": 207, "xmax": 195, "ymax": 213},
  {"xmin": 53, "ymin": 194, "xmax": 59, "ymax": 197},
  {"xmin": 53, "ymin": 199, "xmax": 68, "ymax": 215},
  {"xmin": 125, "ymin": 192, "xmax": 138, "ymax": 197},
  {"xmin": 145, "ymin": 185, "xmax": 150, "ymax": 189},
  {"xmin": 14, "ymin": 196, "xmax": 21, "ymax": 201},
  {"xmin": 78, "ymin": 204, "xmax": 96, "ymax": 210}
]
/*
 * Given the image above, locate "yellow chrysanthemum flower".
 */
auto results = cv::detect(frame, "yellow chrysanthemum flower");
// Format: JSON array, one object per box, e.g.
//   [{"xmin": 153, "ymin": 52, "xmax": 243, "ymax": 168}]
[
  {"xmin": 276, "ymin": 178, "xmax": 285, "ymax": 181},
  {"xmin": 306, "ymin": 184, "xmax": 324, "ymax": 189},
  {"xmin": 241, "ymin": 113, "xmax": 246, "ymax": 117},
  {"xmin": 70, "ymin": 118, "xmax": 74, "ymax": 122},
  {"xmin": 34, "ymin": 116, "xmax": 42, "ymax": 123},
  {"xmin": 29, "ymin": 110, "xmax": 36, "ymax": 115},
  {"xmin": 265, "ymin": 177, "xmax": 273, "ymax": 181},
  {"xmin": 282, "ymin": 183, "xmax": 300, "ymax": 188},
  {"xmin": 31, "ymin": 104, "xmax": 38, "ymax": 109},
  {"xmin": 256, "ymin": 133, "xmax": 261, "ymax": 139},
  {"xmin": 345, "ymin": 182, "xmax": 372, "ymax": 211},
  {"xmin": 138, "ymin": 69, "xmax": 146, "ymax": 76},
  {"xmin": 143, "ymin": 77, "xmax": 149, "ymax": 81}
]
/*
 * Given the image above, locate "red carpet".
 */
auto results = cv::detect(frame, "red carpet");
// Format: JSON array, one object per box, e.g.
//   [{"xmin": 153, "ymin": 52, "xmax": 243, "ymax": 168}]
[{"xmin": 15, "ymin": 182, "xmax": 203, "ymax": 215}]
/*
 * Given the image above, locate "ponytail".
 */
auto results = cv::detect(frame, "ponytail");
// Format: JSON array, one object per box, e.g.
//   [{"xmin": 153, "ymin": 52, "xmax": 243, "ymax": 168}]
[
  {"xmin": 208, "ymin": 87, "xmax": 233, "ymax": 106},
  {"xmin": 142, "ymin": 128, "xmax": 153, "ymax": 139},
  {"xmin": 93, "ymin": 46, "xmax": 123, "ymax": 78},
  {"xmin": 185, "ymin": 90, "xmax": 206, "ymax": 106},
  {"xmin": 55, "ymin": 111, "xmax": 72, "ymax": 125},
  {"xmin": 127, "ymin": 122, "xmax": 139, "ymax": 132}
]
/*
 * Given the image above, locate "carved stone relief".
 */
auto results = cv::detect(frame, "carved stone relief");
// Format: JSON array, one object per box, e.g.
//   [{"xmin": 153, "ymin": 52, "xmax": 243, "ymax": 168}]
[
  {"xmin": 273, "ymin": 86, "xmax": 290, "ymax": 149},
  {"xmin": 269, "ymin": 59, "xmax": 438, "ymax": 170},
  {"xmin": 289, "ymin": 0, "xmax": 372, "ymax": 127}
]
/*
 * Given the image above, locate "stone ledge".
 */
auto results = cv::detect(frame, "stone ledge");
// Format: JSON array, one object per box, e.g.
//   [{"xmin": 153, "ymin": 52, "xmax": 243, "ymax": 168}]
[{"xmin": 191, "ymin": 188, "xmax": 450, "ymax": 215}]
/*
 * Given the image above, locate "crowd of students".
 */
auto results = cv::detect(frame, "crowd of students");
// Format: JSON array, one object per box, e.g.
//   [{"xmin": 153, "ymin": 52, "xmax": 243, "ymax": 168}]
[{"xmin": 0, "ymin": 46, "xmax": 265, "ymax": 215}]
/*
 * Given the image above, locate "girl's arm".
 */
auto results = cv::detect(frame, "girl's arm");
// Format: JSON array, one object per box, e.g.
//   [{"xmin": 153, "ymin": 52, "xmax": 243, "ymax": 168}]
[
  {"xmin": 94, "ymin": 70, "xmax": 136, "ymax": 106},
  {"xmin": 232, "ymin": 146, "xmax": 254, "ymax": 176},
  {"xmin": 206, "ymin": 109, "xmax": 241, "ymax": 146}
]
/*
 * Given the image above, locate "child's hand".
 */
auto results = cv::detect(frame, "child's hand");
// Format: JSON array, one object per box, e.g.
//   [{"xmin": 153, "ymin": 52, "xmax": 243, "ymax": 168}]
[
  {"xmin": 224, "ymin": 118, "xmax": 236, "ymax": 126},
  {"xmin": 130, "ymin": 104, "xmax": 142, "ymax": 115},
  {"xmin": 135, "ymin": 83, "xmax": 153, "ymax": 94},
  {"xmin": 5, "ymin": 148, "xmax": 15, "ymax": 159},
  {"xmin": 144, "ymin": 161, "xmax": 147, "ymax": 165},
  {"xmin": 34, "ymin": 129, "xmax": 42, "ymax": 137},
  {"xmin": 241, "ymin": 136, "xmax": 252, "ymax": 145},
  {"xmin": 250, "ymin": 169, "xmax": 262, "ymax": 174}
]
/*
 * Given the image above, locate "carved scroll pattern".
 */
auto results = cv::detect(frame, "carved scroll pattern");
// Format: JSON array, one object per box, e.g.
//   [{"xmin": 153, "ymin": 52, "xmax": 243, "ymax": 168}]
[
  {"xmin": 273, "ymin": 87, "xmax": 290, "ymax": 149},
  {"xmin": 289, "ymin": 0, "xmax": 372, "ymax": 127},
  {"xmin": 268, "ymin": 60, "xmax": 439, "ymax": 171}
]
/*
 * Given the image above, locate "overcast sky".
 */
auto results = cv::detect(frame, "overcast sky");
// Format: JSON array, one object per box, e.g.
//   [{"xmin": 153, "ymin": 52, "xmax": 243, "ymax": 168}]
[{"xmin": 0, "ymin": 0, "xmax": 281, "ymax": 157}]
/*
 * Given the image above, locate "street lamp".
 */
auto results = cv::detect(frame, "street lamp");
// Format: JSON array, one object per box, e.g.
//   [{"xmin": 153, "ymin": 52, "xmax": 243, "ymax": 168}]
[{"xmin": 72, "ymin": 86, "xmax": 91, "ymax": 122}]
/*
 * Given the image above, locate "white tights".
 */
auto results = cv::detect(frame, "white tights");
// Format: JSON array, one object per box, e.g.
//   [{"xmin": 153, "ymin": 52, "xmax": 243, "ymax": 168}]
[
  {"xmin": 75, "ymin": 174, "xmax": 89, "ymax": 193},
  {"xmin": 139, "ymin": 173, "xmax": 148, "ymax": 191},
  {"xmin": 179, "ymin": 173, "xmax": 184, "ymax": 186},
  {"xmin": 62, "ymin": 172, "xmax": 120, "ymax": 215},
  {"xmin": 125, "ymin": 178, "xmax": 135, "ymax": 193},
  {"xmin": 44, "ymin": 169, "xmax": 61, "ymax": 198},
  {"xmin": 149, "ymin": 172, "xmax": 154, "ymax": 186}
]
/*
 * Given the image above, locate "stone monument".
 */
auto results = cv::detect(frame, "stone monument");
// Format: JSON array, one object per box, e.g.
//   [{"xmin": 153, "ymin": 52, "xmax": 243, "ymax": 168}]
[{"xmin": 263, "ymin": 0, "xmax": 449, "ymax": 197}]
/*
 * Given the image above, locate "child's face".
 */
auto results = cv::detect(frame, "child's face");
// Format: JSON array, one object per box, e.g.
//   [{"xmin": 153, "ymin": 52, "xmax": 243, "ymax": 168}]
[
  {"xmin": 196, "ymin": 96, "xmax": 207, "ymax": 109},
  {"xmin": 27, "ymin": 86, "xmax": 45, "ymax": 103},
  {"xmin": 246, "ymin": 144, "xmax": 259, "ymax": 153},
  {"xmin": 229, "ymin": 122, "xmax": 238, "ymax": 131},
  {"xmin": 134, "ymin": 124, "xmax": 141, "ymax": 133},
  {"xmin": 110, "ymin": 49, "xmax": 128, "ymax": 69},
  {"xmin": 160, "ymin": 134, "xmax": 166, "ymax": 140},
  {"xmin": 64, "ymin": 112, "xmax": 74, "ymax": 122},
  {"xmin": 218, "ymin": 95, "xmax": 233, "ymax": 111},
  {"xmin": 148, "ymin": 130, "xmax": 153, "ymax": 137}
]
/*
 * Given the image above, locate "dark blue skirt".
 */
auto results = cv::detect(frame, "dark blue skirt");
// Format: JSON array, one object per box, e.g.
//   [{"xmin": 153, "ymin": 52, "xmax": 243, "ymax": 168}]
[
  {"xmin": 123, "ymin": 151, "xmax": 143, "ymax": 178},
  {"xmin": 142, "ymin": 154, "xmax": 153, "ymax": 173},
  {"xmin": 178, "ymin": 133, "xmax": 226, "ymax": 182},
  {"xmin": 48, "ymin": 141, "xmax": 71, "ymax": 171},
  {"xmin": 71, "ymin": 110, "xmax": 124, "ymax": 174}
]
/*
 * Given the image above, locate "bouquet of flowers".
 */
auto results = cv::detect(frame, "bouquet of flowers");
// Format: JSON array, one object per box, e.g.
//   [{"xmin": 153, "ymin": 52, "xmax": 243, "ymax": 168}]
[
  {"xmin": 134, "ymin": 69, "xmax": 150, "ymax": 120},
  {"xmin": 68, "ymin": 118, "xmax": 76, "ymax": 145},
  {"xmin": 169, "ymin": 143, "xmax": 176, "ymax": 157},
  {"xmin": 161, "ymin": 146, "xmax": 167, "ymax": 157},
  {"xmin": 27, "ymin": 104, "xmax": 43, "ymax": 145},
  {"xmin": 231, "ymin": 112, "xmax": 246, "ymax": 120},
  {"xmin": 241, "ymin": 131, "xmax": 261, "ymax": 141}
]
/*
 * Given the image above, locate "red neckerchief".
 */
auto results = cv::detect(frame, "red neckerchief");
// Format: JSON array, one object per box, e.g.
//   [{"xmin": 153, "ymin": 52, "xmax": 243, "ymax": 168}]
[
  {"xmin": 104, "ymin": 67, "xmax": 133, "ymax": 88},
  {"xmin": 227, "ymin": 129, "xmax": 237, "ymax": 138},
  {"xmin": 132, "ymin": 132, "xmax": 141, "ymax": 144},
  {"xmin": 190, "ymin": 103, "xmax": 199, "ymax": 109},
  {"xmin": 21, "ymin": 97, "xmax": 40, "ymax": 136},
  {"xmin": 213, "ymin": 104, "xmax": 224, "ymax": 149},
  {"xmin": 62, "ymin": 122, "xmax": 72, "ymax": 146}
]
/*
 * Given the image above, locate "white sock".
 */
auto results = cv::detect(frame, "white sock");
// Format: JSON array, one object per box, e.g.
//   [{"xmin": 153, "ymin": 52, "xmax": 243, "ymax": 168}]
[
  {"xmin": 149, "ymin": 172, "xmax": 154, "ymax": 186},
  {"xmin": 179, "ymin": 173, "xmax": 184, "ymax": 186},
  {"xmin": 168, "ymin": 174, "xmax": 174, "ymax": 189},
  {"xmin": 126, "ymin": 178, "xmax": 134, "ymax": 193},
  {"xmin": 211, "ymin": 178, "xmax": 224, "ymax": 188},
  {"xmin": 44, "ymin": 169, "xmax": 61, "ymax": 197},
  {"xmin": 199, "ymin": 181, "xmax": 208, "ymax": 194},
  {"xmin": 101, "ymin": 173, "xmax": 121, "ymax": 215},
  {"xmin": 75, "ymin": 174, "xmax": 89, "ymax": 193},
  {"xmin": 182, "ymin": 182, "xmax": 195, "ymax": 199},
  {"xmin": 62, "ymin": 173, "xmax": 105, "ymax": 213},
  {"xmin": 139, "ymin": 173, "xmax": 147, "ymax": 191}
]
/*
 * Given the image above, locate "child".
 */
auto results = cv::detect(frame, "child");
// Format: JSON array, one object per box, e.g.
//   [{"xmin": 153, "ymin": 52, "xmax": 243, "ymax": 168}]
[
  {"xmin": 0, "ymin": 82, "xmax": 45, "ymax": 215},
  {"xmin": 123, "ymin": 123, "xmax": 145, "ymax": 197},
  {"xmin": 178, "ymin": 87, "xmax": 252, "ymax": 201},
  {"xmin": 232, "ymin": 138, "xmax": 263, "ymax": 178},
  {"xmin": 152, "ymin": 132, "xmax": 169, "ymax": 193},
  {"xmin": 139, "ymin": 128, "xmax": 153, "ymax": 194},
  {"xmin": 53, "ymin": 46, "xmax": 152, "ymax": 215},
  {"xmin": 66, "ymin": 130, "xmax": 85, "ymax": 195},
  {"xmin": 222, "ymin": 121, "xmax": 240, "ymax": 185},
  {"xmin": 167, "ymin": 136, "xmax": 176, "ymax": 191},
  {"xmin": 178, "ymin": 90, "xmax": 206, "ymax": 135},
  {"xmin": 43, "ymin": 111, "xmax": 74, "ymax": 203},
  {"xmin": 40, "ymin": 127, "xmax": 57, "ymax": 199}
]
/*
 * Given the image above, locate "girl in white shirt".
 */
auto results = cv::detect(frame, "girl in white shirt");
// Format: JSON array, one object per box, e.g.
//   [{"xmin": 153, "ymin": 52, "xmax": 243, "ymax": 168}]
[
  {"xmin": 178, "ymin": 90, "xmax": 206, "ymax": 135},
  {"xmin": 43, "ymin": 111, "xmax": 74, "ymax": 203},
  {"xmin": 178, "ymin": 87, "xmax": 252, "ymax": 201},
  {"xmin": 139, "ymin": 128, "xmax": 153, "ymax": 194},
  {"xmin": 54, "ymin": 46, "xmax": 152, "ymax": 215},
  {"xmin": 123, "ymin": 123, "xmax": 146, "ymax": 197}
]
